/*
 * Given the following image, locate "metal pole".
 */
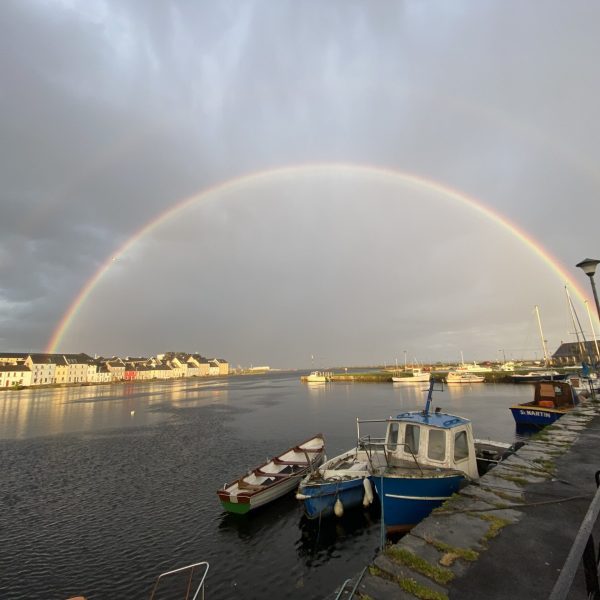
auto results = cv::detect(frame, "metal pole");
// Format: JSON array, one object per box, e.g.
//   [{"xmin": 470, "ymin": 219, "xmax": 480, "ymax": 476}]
[
  {"xmin": 589, "ymin": 274, "xmax": 600, "ymax": 325},
  {"xmin": 585, "ymin": 301, "xmax": 600, "ymax": 363}
]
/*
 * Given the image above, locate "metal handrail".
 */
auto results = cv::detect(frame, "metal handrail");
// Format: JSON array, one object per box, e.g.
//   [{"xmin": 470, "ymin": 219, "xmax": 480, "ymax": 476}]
[
  {"xmin": 549, "ymin": 472, "xmax": 600, "ymax": 599},
  {"xmin": 333, "ymin": 566, "xmax": 368, "ymax": 600},
  {"xmin": 149, "ymin": 561, "xmax": 209, "ymax": 600}
]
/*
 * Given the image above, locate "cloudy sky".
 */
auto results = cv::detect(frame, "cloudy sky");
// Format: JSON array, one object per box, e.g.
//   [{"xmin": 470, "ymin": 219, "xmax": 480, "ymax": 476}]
[{"xmin": 1, "ymin": 0, "xmax": 599, "ymax": 368}]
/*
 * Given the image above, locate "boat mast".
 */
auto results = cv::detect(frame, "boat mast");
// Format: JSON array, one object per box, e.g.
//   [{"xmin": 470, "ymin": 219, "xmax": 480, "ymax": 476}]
[
  {"xmin": 535, "ymin": 305, "xmax": 550, "ymax": 366},
  {"xmin": 565, "ymin": 286, "xmax": 588, "ymax": 362},
  {"xmin": 585, "ymin": 300, "xmax": 600, "ymax": 363}
]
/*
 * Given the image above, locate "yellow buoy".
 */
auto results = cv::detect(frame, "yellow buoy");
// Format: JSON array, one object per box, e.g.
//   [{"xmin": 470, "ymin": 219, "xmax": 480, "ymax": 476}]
[
  {"xmin": 334, "ymin": 497, "xmax": 344, "ymax": 517},
  {"xmin": 363, "ymin": 477, "xmax": 374, "ymax": 507}
]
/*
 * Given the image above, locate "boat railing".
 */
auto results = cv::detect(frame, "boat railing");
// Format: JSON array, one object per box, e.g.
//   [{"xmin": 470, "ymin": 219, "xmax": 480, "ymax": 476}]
[
  {"xmin": 149, "ymin": 561, "xmax": 209, "ymax": 600},
  {"xmin": 357, "ymin": 425, "xmax": 423, "ymax": 475},
  {"xmin": 549, "ymin": 471, "xmax": 600, "ymax": 599}
]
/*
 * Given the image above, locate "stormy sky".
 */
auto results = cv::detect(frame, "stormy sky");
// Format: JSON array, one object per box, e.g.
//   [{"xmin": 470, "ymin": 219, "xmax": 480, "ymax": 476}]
[{"xmin": 1, "ymin": 0, "xmax": 599, "ymax": 368}]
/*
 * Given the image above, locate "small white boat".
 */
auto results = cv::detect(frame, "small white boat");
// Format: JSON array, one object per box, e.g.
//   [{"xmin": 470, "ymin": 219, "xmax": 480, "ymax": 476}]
[
  {"xmin": 217, "ymin": 434, "xmax": 325, "ymax": 514},
  {"xmin": 305, "ymin": 371, "xmax": 330, "ymax": 383},
  {"xmin": 446, "ymin": 370, "xmax": 485, "ymax": 384},
  {"xmin": 391, "ymin": 368, "xmax": 431, "ymax": 384},
  {"xmin": 456, "ymin": 361, "xmax": 492, "ymax": 373}
]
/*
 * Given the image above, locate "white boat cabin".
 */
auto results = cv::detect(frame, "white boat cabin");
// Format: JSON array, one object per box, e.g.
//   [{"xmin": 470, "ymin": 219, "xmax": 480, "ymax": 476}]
[{"xmin": 358, "ymin": 411, "xmax": 480, "ymax": 479}]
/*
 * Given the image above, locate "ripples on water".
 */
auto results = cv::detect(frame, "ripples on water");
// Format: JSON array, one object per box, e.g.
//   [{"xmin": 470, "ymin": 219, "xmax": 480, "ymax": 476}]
[{"xmin": 0, "ymin": 374, "xmax": 530, "ymax": 599}]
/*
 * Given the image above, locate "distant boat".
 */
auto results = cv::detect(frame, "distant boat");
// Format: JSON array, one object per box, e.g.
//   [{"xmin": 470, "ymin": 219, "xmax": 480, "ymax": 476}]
[
  {"xmin": 446, "ymin": 371, "xmax": 485, "ymax": 384},
  {"xmin": 296, "ymin": 447, "xmax": 377, "ymax": 519},
  {"xmin": 305, "ymin": 371, "xmax": 331, "ymax": 383},
  {"xmin": 392, "ymin": 368, "xmax": 431, "ymax": 383},
  {"xmin": 217, "ymin": 434, "xmax": 325, "ymax": 514},
  {"xmin": 456, "ymin": 361, "xmax": 492, "ymax": 373},
  {"xmin": 510, "ymin": 380, "xmax": 581, "ymax": 427},
  {"xmin": 509, "ymin": 371, "xmax": 567, "ymax": 383}
]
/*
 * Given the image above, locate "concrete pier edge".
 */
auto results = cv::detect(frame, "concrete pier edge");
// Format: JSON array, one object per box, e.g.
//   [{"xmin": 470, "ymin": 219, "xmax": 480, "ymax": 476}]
[{"xmin": 332, "ymin": 397, "xmax": 600, "ymax": 600}]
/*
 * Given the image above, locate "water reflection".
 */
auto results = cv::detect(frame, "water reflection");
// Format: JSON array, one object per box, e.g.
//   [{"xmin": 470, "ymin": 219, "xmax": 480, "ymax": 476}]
[{"xmin": 0, "ymin": 378, "xmax": 230, "ymax": 439}]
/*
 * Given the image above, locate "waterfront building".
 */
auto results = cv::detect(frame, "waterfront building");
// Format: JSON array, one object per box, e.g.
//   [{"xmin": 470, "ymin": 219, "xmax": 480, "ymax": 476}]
[
  {"xmin": 552, "ymin": 341, "xmax": 600, "ymax": 365},
  {"xmin": 106, "ymin": 359, "xmax": 126, "ymax": 381},
  {"xmin": 25, "ymin": 354, "xmax": 57, "ymax": 385},
  {"xmin": 0, "ymin": 365, "xmax": 32, "ymax": 387}
]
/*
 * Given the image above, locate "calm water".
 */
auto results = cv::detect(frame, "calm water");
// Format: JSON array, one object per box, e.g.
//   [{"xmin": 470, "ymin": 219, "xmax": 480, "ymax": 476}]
[{"xmin": 0, "ymin": 373, "xmax": 531, "ymax": 599}]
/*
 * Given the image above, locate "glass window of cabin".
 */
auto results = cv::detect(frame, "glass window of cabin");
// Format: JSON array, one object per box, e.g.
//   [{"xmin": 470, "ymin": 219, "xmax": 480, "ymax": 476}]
[
  {"xmin": 405, "ymin": 424, "xmax": 420, "ymax": 455},
  {"xmin": 454, "ymin": 430, "xmax": 469, "ymax": 461},
  {"xmin": 427, "ymin": 429, "xmax": 446, "ymax": 461},
  {"xmin": 387, "ymin": 423, "xmax": 399, "ymax": 451}
]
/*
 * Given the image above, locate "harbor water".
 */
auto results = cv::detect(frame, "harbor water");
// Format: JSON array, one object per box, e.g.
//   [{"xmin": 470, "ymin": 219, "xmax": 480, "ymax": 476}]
[{"xmin": 0, "ymin": 372, "xmax": 532, "ymax": 599}]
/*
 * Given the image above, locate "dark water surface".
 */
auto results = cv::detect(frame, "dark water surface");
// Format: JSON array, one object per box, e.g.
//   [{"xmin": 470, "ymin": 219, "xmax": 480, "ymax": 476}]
[{"xmin": 0, "ymin": 373, "xmax": 531, "ymax": 599}]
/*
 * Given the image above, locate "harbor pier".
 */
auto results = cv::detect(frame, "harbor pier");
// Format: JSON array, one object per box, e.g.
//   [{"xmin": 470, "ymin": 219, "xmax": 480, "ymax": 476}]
[{"xmin": 337, "ymin": 398, "xmax": 600, "ymax": 599}]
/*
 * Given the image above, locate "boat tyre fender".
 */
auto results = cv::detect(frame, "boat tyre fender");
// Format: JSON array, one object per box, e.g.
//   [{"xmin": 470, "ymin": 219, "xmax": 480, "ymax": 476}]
[{"xmin": 362, "ymin": 477, "xmax": 374, "ymax": 507}]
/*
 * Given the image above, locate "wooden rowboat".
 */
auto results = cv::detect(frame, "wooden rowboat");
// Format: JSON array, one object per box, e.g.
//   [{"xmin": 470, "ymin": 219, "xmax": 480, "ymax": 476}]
[{"xmin": 217, "ymin": 434, "xmax": 325, "ymax": 514}]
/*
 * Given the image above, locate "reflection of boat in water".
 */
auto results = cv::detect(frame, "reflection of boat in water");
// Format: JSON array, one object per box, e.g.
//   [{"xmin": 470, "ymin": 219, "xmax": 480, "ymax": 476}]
[
  {"xmin": 510, "ymin": 380, "xmax": 582, "ymax": 428},
  {"xmin": 296, "ymin": 447, "xmax": 377, "ymax": 519},
  {"xmin": 217, "ymin": 434, "xmax": 325, "ymax": 514},
  {"xmin": 446, "ymin": 371, "xmax": 485, "ymax": 384},
  {"xmin": 391, "ymin": 368, "xmax": 431, "ymax": 384}
]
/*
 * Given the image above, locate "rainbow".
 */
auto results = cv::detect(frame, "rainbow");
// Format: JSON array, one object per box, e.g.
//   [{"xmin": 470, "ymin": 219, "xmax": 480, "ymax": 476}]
[{"xmin": 46, "ymin": 163, "xmax": 594, "ymax": 352}]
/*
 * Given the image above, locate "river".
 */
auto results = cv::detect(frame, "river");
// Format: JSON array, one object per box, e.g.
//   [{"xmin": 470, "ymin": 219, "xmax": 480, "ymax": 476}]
[{"xmin": 0, "ymin": 372, "xmax": 532, "ymax": 599}]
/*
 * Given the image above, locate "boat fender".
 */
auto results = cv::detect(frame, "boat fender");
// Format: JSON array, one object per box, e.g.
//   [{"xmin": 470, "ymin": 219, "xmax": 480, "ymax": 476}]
[
  {"xmin": 362, "ymin": 477, "xmax": 374, "ymax": 507},
  {"xmin": 334, "ymin": 497, "xmax": 344, "ymax": 517}
]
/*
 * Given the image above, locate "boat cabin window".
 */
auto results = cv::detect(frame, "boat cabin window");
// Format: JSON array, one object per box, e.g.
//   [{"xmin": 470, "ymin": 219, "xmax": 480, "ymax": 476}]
[
  {"xmin": 427, "ymin": 429, "xmax": 446, "ymax": 461},
  {"xmin": 405, "ymin": 424, "xmax": 420, "ymax": 455},
  {"xmin": 454, "ymin": 430, "xmax": 469, "ymax": 461},
  {"xmin": 387, "ymin": 423, "xmax": 399, "ymax": 451}
]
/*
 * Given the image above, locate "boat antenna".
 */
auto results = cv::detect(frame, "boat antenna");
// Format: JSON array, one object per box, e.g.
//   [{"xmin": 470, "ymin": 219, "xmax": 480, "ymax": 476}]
[{"xmin": 423, "ymin": 378, "xmax": 435, "ymax": 416}]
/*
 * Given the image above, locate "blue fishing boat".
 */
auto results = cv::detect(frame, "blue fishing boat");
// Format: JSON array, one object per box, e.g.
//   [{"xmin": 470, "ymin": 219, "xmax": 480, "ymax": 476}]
[
  {"xmin": 296, "ymin": 447, "xmax": 377, "ymax": 519},
  {"xmin": 359, "ymin": 380, "xmax": 482, "ymax": 532},
  {"xmin": 510, "ymin": 379, "xmax": 581, "ymax": 428}
]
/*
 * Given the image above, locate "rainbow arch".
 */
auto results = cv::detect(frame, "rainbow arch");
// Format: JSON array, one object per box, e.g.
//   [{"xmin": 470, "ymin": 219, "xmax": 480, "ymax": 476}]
[{"xmin": 46, "ymin": 162, "xmax": 593, "ymax": 352}]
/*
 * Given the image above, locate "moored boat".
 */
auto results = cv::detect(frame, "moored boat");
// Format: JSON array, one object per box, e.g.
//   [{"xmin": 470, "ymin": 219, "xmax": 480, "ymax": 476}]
[
  {"xmin": 217, "ymin": 434, "xmax": 325, "ymax": 514},
  {"xmin": 509, "ymin": 370, "xmax": 567, "ymax": 383},
  {"xmin": 510, "ymin": 380, "xmax": 582, "ymax": 428},
  {"xmin": 305, "ymin": 371, "xmax": 331, "ymax": 383},
  {"xmin": 391, "ymin": 368, "xmax": 431, "ymax": 384},
  {"xmin": 296, "ymin": 447, "xmax": 379, "ymax": 519},
  {"xmin": 360, "ymin": 381, "xmax": 511, "ymax": 532},
  {"xmin": 446, "ymin": 370, "xmax": 485, "ymax": 384}
]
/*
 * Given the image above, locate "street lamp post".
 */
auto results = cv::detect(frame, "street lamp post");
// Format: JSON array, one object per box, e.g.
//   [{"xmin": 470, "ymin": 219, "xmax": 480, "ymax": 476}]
[{"xmin": 576, "ymin": 258, "xmax": 600, "ymax": 323}]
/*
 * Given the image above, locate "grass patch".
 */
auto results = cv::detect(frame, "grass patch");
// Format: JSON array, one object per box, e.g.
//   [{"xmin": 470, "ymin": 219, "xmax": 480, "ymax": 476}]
[
  {"xmin": 472, "ymin": 513, "xmax": 512, "ymax": 541},
  {"xmin": 385, "ymin": 547, "xmax": 454, "ymax": 585},
  {"xmin": 496, "ymin": 473, "xmax": 528, "ymax": 486},
  {"xmin": 370, "ymin": 563, "xmax": 449, "ymax": 600},
  {"xmin": 424, "ymin": 537, "xmax": 479, "ymax": 562}
]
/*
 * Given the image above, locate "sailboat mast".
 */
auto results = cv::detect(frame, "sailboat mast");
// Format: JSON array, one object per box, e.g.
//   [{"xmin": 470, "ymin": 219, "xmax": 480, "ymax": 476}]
[
  {"xmin": 565, "ymin": 286, "xmax": 587, "ymax": 361},
  {"xmin": 535, "ymin": 305, "xmax": 550, "ymax": 365},
  {"xmin": 585, "ymin": 300, "xmax": 600, "ymax": 363}
]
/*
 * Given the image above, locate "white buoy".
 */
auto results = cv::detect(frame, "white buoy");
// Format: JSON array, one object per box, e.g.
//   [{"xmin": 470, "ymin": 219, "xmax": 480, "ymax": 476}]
[
  {"xmin": 363, "ymin": 477, "xmax": 374, "ymax": 507},
  {"xmin": 130, "ymin": 410, "xmax": 135, "ymax": 416},
  {"xmin": 334, "ymin": 497, "xmax": 344, "ymax": 517}
]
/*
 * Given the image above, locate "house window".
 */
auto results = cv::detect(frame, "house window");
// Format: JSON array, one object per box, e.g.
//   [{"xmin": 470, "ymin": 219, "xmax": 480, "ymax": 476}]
[
  {"xmin": 454, "ymin": 431, "xmax": 469, "ymax": 461},
  {"xmin": 427, "ymin": 429, "xmax": 446, "ymax": 461}
]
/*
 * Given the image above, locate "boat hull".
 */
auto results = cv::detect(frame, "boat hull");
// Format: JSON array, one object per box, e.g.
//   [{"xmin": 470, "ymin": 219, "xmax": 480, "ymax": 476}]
[
  {"xmin": 509, "ymin": 405, "xmax": 567, "ymax": 427},
  {"xmin": 297, "ymin": 477, "xmax": 369, "ymax": 519},
  {"xmin": 372, "ymin": 471, "xmax": 464, "ymax": 531}
]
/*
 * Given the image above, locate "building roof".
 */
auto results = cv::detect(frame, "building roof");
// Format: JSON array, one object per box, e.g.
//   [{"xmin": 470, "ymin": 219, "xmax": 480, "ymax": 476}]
[
  {"xmin": 0, "ymin": 365, "xmax": 31, "ymax": 372},
  {"xmin": 553, "ymin": 341, "xmax": 600, "ymax": 358}
]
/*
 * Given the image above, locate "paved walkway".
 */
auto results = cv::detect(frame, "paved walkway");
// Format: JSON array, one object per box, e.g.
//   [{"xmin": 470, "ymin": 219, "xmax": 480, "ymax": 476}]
[{"xmin": 346, "ymin": 399, "xmax": 600, "ymax": 600}]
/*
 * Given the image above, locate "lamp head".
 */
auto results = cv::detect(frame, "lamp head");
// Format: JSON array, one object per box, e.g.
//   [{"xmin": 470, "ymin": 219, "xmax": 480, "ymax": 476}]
[{"xmin": 576, "ymin": 258, "xmax": 600, "ymax": 277}]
